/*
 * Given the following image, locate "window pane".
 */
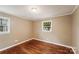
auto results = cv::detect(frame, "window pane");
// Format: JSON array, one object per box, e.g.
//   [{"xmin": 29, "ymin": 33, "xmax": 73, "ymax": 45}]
[
  {"xmin": 0, "ymin": 17, "xmax": 9, "ymax": 33},
  {"xmin": 2, "ymin": 19, "xmax": 7, "ymax": 26},
  {"xmin": 0, "ymin": 18, "xmax": 2, "ymax": 26},
  {"xmin": 3, "ymin": 26, "xmax": 8, "ymax": 31},
  {"xmin": 0, "ymin": 26, "xmax": 3, "ymax": 31}
]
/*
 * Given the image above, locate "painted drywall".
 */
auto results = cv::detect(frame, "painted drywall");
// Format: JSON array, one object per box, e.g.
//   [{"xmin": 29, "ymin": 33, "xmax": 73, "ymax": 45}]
[
  {"xmin": 0, "ymin": 11, "xmax": 73, "ymax": 50},
  {"xmin": 0, "ymin": 12, "xmax": 32, "ymax": 49},
  {"xmin": 32, "ymin": 15, "xmax": 72, "ymax": 46},
  {"xmin": 72, "ymin": 7, "xmax": 79, "ymax": 49}
]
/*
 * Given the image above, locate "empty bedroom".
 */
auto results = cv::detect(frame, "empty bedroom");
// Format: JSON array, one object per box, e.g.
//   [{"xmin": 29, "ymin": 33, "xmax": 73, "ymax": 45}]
[{"xmin": 0, "ymin": 5, "xmax": 79, "ymax": 54}]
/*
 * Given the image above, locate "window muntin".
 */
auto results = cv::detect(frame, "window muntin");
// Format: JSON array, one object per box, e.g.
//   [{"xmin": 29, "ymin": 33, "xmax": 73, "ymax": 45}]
[
  {"xmin": 0, "ymin": 17, "xmax": 10, "ymax": 34},
  {"xmin": 42, "ymin": 20, "xmax": 52, "ymax": 32}
]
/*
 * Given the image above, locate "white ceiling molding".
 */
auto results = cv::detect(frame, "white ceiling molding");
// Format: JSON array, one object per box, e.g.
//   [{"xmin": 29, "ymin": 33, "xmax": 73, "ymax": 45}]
[
  {"xmin": 70, "ymin": 5, "xmax": 79, "ymax": 14},
  {"xmin": 0, "ymin": 5, "xmax": 76, "ymax": 20}
]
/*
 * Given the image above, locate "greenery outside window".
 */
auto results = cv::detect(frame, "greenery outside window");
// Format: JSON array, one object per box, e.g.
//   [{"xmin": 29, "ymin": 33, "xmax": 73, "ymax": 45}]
[
  {"xmin": 42, "ymin": 20, "xmax": 52, "ymax": 32},
  {"xmin": 0, "ymin": 17, "xmax": 10, "ymax": 34}
]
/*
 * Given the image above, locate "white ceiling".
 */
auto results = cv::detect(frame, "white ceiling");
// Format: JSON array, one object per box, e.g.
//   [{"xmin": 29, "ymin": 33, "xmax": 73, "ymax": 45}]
[{"xmin": 0, "ymin": 5, "xmax": 77, "ymax": 20}]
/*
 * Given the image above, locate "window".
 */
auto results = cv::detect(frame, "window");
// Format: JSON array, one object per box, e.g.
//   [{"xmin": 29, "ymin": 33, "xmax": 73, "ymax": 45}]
[
  {"xmin": 42, "ymin": 20, "xmax": 52, "ymax": 32},
  {"xmin": 0, "ymin": 17, "xmax": 10, "ymax": 34}
]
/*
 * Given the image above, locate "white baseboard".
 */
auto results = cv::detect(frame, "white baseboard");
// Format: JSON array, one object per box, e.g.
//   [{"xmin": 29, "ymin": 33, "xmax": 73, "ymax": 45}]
[
  {"xmin": 31, "ymin": 38, "xmax": 76, "ymax": 54},
  {"xmin": 0, "ymin": 38, "xmax": 32, "ymax": 51},
  {"xmin": 0, "ymin": 38, "xmax": 76, "ymax": 54}
]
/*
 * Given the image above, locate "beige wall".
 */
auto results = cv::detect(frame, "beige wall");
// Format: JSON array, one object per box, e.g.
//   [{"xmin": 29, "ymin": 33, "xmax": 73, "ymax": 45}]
[
  {"xmin": 0, "ymin": 11, "xmax": 74, "ymax": 49},
  {"xmin": 0, "ymin": 12, "xmax": 32, "ymax": 49},
  {"xmin": 33, "ymin": 15, "xmax": 72, "ymax": 46},
  {"xmin": 72, "ymin": 7, "xmax": 79, "ymax": 49}
]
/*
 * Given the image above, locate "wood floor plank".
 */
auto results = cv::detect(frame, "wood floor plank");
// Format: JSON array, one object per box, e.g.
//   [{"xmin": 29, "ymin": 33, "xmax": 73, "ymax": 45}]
[{"xmin": 0, "ymin": 39, "xmax": 74, "ymax": 54}]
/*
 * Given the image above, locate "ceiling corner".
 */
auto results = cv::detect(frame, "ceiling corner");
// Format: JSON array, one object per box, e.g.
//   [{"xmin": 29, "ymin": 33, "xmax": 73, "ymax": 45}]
[{"xmin": 70, "ymin": 5, "xmax": 79, "ymax": 15}]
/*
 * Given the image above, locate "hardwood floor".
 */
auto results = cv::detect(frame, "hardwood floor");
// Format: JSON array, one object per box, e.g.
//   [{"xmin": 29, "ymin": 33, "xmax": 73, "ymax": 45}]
[{"xmin": 0, "ymin": 39, "xmax": 74, "ymax": 54}]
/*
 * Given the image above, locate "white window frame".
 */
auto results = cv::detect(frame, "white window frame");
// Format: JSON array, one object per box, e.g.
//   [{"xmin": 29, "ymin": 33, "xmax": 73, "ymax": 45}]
[
  {"xmin": 42, "ymin": 20, "xmax": 52, "ymax": 32},
  {"xmin": 0, "ymin": 16, "xmax": 10, "ymax": 34}
]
